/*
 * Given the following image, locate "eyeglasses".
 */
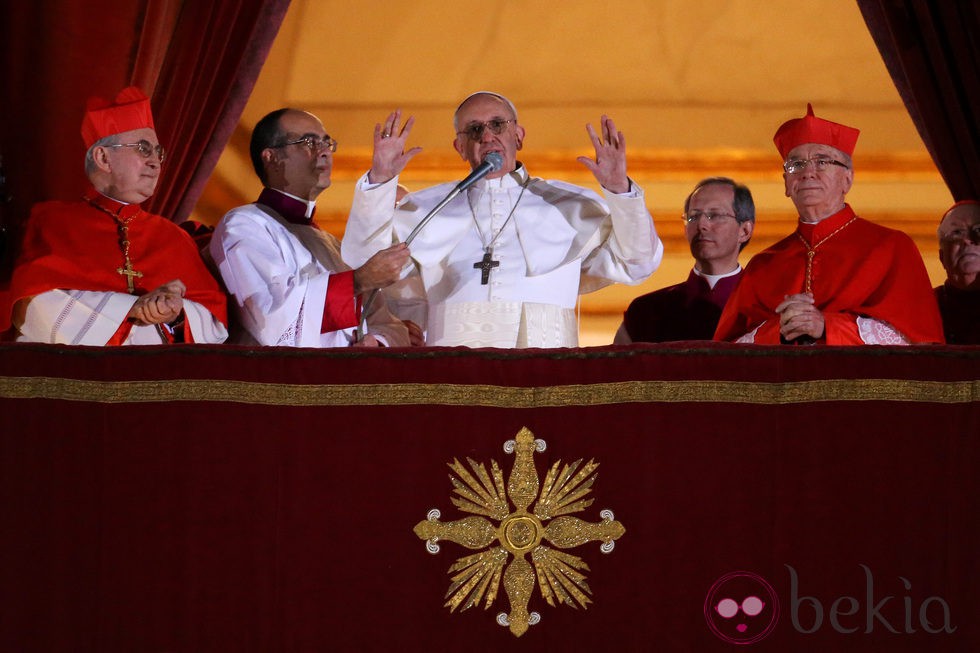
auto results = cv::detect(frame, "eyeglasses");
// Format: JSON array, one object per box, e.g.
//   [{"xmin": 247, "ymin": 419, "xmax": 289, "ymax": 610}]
[
  {"xmin": 456, "ymin": 119, "xmax": 515, "ymax": 141},
  {"xmin": 683, "ymin": 210, "xmax": 737, "ymax": 224},
  {"xmin": 104, "ymin": 140, "xmax": 166, "ymax": 162},
  {"xmin": 783, "ymin": 157, "xmax": 849, "ymax": 174},
  {"xmin": 276, "ymin": 135, "xmax": 337, "ymax": 153},
  {"xmin": 939, "ymin": 224, "xmax": 980, "ymax": 243}
]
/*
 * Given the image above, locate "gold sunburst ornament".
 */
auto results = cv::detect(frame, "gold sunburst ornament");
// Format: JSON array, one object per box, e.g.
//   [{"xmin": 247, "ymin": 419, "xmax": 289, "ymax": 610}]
[{"xmin": 413, "ymin": 427, "xmax": 625, "ymax": 637}]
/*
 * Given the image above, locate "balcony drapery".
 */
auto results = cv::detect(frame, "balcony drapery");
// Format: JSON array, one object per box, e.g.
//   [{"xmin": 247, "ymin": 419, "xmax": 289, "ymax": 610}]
[{"xmin": 1, "ymin": 343, "xmax": 977, "ymax": 651}]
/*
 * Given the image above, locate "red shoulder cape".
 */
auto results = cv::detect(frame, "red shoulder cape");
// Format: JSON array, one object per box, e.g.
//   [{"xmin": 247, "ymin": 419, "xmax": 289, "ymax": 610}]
[
  {"xmin": 714, "ymin": 205, "xmax": 943, "ymax": 344},
  {"xmin": 7, "ymin": 188, "xmax": 227, "ymax": 327}
]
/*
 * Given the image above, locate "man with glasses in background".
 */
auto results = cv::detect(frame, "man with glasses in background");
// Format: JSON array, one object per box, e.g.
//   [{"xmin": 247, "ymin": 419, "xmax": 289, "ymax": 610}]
[
  {"xmin": 342, "ymin": 91, "xmax": 663, "ymax": 348},
  {"xmin": 615, "ymin": 177, "xmax": 754, "ymax": 343},
  {"xmin": 6, "ymin": 86, "xmax": 228, "ymax": 344},
  {"xmin": 210, "ymin": 108, "xmax": 409, "ymax": 347},
  {"xmin": 934, "ymin": 200, "xmax": 979, "ymax": 344},
  {"xmin": 715, "ymin": 104, "xmax": 943, "ymax": 345}
]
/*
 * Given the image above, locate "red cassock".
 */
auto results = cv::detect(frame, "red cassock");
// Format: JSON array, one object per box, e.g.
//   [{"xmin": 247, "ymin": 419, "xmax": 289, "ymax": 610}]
[
  {"xmin": 7, "ymin": 188, "xmax": 227, "ymax": 341},
  {"xmin": 714, "ymin": 205, "xmax": 944, "ymax": 345}
]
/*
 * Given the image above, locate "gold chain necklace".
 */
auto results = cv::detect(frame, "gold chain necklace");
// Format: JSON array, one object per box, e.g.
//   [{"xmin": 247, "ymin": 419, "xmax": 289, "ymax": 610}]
[
  {"xmin": 795, "ymin": 216, "xmax": 856, "ymax": 294},
  {"xmin": 85, "ymin": 196, "xmax": 144, "ymax": 294}
]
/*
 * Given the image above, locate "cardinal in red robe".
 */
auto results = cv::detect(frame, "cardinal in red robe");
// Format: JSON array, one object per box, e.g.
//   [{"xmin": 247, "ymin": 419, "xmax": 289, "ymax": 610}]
[
  {"xmin": 715, "ymin": 104, "xmax": 943, "ymax": 345},
  {"xmin": 5, "ymin": 86, "xmax": 226, "ymax": 345}
]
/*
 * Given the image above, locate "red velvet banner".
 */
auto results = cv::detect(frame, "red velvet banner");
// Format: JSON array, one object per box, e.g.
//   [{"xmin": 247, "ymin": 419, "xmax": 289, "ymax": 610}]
[{"xmin": 1, "ymin": 343, "xmax": 977, "ymax": 652}]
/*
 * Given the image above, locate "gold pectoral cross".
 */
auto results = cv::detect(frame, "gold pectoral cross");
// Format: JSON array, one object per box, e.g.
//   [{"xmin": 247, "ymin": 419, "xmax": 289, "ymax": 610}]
[
  {"xmin": 83, "ymin": 195, "xmax": 144, "ymax": 294},
  {"xmin": 115, "ymin": 223, "xmax": 142, "ymax": 294},
  {"xmin": 117, "ymin": 260, "xmax": 144, "ymax": 294}
]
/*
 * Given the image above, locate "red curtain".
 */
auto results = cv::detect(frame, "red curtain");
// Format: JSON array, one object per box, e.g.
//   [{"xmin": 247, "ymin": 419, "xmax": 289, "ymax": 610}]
[
  {"xmin": 144, "ymin": 0, "xmax": 290, "ymax": 222},
  {"xmin": 0, "ymin": 0, "xmax": 289, "ymax": 229},
  {"xmin": 858, "ymin": 1, "xmax": 980, "ymax": 201},
  {"xmin": 0, "ymin": 0, "xmax": 289, "ymax": 329},
  {"xmin": 0, "ymin": 1, "xmax": 143, "ymax": 275}
]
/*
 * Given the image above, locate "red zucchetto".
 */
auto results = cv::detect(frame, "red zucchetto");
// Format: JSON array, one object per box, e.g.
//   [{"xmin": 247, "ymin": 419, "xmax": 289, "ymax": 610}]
[
  {"xmin": 773, "ymin": 103, "xmax": 860, "ymax": 159},
  {"xmin": 81, "ymin": 86, "xmax": 155, "ymax": 149}
]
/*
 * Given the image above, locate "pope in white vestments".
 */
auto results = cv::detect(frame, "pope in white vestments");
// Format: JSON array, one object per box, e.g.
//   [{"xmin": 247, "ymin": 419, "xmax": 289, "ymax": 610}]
[{"xmin": 342, "ymin": 92, "xmax": 663, "ymax": 348}]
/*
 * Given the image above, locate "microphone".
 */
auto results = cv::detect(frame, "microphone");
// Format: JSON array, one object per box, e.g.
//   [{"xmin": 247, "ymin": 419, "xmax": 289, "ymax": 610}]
[
  {"xmin": 357, "ymin": 152, "xmax": 505, "ymax": 341},
  {"xmin": 404, "ymin": 152, "xmax": 504, "ymax": 246},
  {"xmin": 455, "ymin": 152, "xmax": 503, "ymax": 192}
]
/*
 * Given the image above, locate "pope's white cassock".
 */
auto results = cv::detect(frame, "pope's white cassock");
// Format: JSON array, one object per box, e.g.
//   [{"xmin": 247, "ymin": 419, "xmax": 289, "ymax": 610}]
[{"xmin": 342, "ymin": 165, "xmax": 662, "ymax": 347}]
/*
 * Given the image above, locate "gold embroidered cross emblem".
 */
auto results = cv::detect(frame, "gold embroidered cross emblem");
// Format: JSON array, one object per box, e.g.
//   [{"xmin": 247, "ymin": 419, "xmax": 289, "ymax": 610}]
[{"xmin": 414, "ymin": 427, "xmax": 625, "ymax": 637}]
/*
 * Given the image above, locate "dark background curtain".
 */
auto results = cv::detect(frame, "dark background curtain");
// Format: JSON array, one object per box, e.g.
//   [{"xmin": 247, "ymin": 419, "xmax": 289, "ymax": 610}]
[
  {"xmin": 858, "ymin": 0, "xmax": 980, "ymax": 201},
  {"xmin": 0, "ymin": 0, "xmax": 143, "ymax": 276},
  {"xmin": 143, "ymin": 0, "xmax": 290, "ymax": 222},
  {"xmin": 0, "ymin": 0, "xmax": 289, "ymax": 329}
]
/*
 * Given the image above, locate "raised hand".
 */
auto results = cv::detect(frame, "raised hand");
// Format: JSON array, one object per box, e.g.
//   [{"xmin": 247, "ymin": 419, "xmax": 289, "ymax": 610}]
[
  {"xmin": 576, "ymin": 115, "xmax": 629, "ymax": 194},
  {"xmin": 368, "ymin": 109, "xmax": 423, "ymax": 184}
]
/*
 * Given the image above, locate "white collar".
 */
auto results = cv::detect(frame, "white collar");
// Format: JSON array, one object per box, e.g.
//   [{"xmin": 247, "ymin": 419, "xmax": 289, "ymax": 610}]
[
  {"xmin": 693, "ymin": 265, "xmax": 742, "ymax": 289},
  {"xmin": 471, "ymin": 163, "xmax": 528, "ymax": 191},
  {"xmin": 98, "ymin": 189, "xmax": 129, "ymax": 206}
]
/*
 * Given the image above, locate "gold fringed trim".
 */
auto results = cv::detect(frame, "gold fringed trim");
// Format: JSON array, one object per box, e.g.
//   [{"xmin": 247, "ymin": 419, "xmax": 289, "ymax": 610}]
[{"xmin": 0, "ymin": 376, "xmax": 976, "ymax": 406}]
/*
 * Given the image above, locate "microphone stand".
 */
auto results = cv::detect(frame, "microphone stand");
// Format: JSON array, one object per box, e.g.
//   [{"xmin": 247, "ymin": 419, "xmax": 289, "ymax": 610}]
[
  {"xmin": 354, "ymin": 187, "xmax": 462, "ymax": 343},
  {"xmin": 354, "ymin": 154, "xmax": 503, "ymax": 343}
]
